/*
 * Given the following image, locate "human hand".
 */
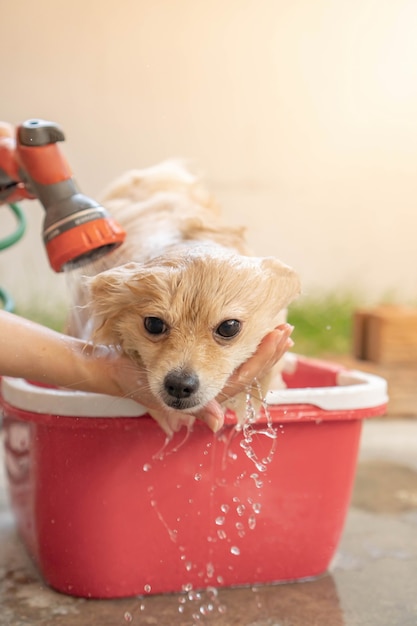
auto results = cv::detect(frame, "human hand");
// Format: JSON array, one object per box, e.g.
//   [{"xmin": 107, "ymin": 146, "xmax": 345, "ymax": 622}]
[
  {"xmin": 0, "ymin": 122, "xmax": 34, "ymax": 203},
  {"xmin": 101, "ymin": 323, "xmax": 294, "ymax": 436},
  {"xmin": 0, "ymin": 309, "xmax": 292, "ymax": 436}
]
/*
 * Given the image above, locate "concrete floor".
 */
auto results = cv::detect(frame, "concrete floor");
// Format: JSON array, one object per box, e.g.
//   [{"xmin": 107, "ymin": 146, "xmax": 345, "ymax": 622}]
[{"xmin": 1, "ymin": 419, "xmax": 417, "ymax": 626}]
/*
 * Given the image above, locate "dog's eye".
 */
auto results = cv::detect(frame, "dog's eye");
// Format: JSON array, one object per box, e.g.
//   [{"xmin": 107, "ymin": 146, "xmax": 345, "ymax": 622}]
[
  {"xmin": 215, "ymin": 319, "xmax": 241, "ymax": 339},
  {"xmin": 144, "ymin": 317, "xmax": 168, "ymax": 335}
]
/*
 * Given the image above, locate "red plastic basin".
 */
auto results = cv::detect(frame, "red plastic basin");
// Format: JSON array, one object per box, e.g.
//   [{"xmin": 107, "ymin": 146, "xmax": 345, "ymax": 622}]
[{"xmin": 1, "ymin": 354, "xmax": 387, "ymax": 598}]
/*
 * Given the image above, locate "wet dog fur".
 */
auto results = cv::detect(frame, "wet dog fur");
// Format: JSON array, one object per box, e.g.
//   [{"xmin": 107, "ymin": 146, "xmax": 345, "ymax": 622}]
[{"xmin": 70, "ymin": 161, "xmax": 300, "ymax": 427}]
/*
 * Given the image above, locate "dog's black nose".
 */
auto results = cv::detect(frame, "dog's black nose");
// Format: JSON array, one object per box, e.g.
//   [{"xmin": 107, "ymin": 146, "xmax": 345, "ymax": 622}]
[{"xmin": 164, "ymin": 371, "xmax": 200, "ymax": 399}]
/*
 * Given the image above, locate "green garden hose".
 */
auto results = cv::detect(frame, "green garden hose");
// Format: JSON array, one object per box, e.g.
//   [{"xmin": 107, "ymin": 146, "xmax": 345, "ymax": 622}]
[{"xmin": 0, "ymin": 203, "xmax": 27, "ymax": 311}]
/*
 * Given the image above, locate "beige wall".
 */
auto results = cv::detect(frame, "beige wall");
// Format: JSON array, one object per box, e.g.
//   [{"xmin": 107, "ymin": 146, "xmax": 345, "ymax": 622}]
[{"xmin": 1, "ymin": 0, "xmax": 416, "ymax": 311}]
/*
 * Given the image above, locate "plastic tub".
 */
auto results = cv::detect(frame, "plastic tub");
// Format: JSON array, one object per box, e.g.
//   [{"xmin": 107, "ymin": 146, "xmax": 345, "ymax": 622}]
[{"xmin": 1, "ymin": 354, "xmax": 387, "ymax": 599}]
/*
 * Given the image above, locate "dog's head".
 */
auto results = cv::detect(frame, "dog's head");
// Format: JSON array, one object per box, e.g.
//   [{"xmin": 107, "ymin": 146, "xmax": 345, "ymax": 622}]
[{"xmin": 87, "ymin": 248, "xmax": 300, "ymax": 411}]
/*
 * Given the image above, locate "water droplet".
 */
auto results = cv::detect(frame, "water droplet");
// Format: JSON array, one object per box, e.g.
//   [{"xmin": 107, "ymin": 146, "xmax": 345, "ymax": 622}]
[
  {"xmin": 218, "ymin": 604, "xmax": 227, "ymax": 614},
  {"xmin": 182, "ymin": 582, "xmax": 193, "ymax": 592},
  {"xmin": 232, "ymin": 496, "xmax": 240, "ymax": 503},
  {"xmin": 252, "ymin": 503, "xmax": 262, "ymax": 514},
  {"xmin": 236, "ymin": 522, "xmax": 245, "ymax": 537},
  {"xmin": 144, "ymin": 584, "xmax": 152, "ymax": 593},
  {"xmin": 250, "ymin": 473, "xmax": 264, "ymax": 488},
  {"xmin": 215, "ymin": 516, "xmax": 225, "ymax": 526},
  {"xmin": 179, "ymin": 595, "xmax": 187, "ymax": 604},
  {"xmin": 124, "ymin": 612, "xmax": 133, "ymax": 622},
  {"xmin": 194, "ymin": 473, "xmax": 202, "ymax": 481},
  {"xmin": 178, "ymin": 605, "xmax": 185, "ymax": 613},
  {"xmin": 217, "ymin": 529, "xmax": 227, "ymax": 540},
  {"xmin": 140, "ymin": 603, "xmax": 145, "ymax": 611},
  {"xmin": 217, "ymin": 575, "xmax": 224, "ymax": 584},
  {"xmin": 230, "ymin": 546, "xmax": 240, "ymax": 556},
  {"xmin": 185, "ymin": 561, "xmax": 193, "ymax": 572},
  {"xmin": 206, "ymin": 586, "xmax": 218, "ymax": 599},
  {"xmin": 188, "ymin": 590, "xmax": 201, "ymax": 601},
  {"xmin": 200, "ymin": 603, "xmax": 214, "ymax": 615},
  {"xmin": 142, "ymin": 463, "xmax": 152, "ymax": 472},
  {"xmin": 236, "ymin": 504, "xmax": 246, "ymax": 516},
  {"xmin": 248, "ymin": 515, "xmax": 257, "ymax": 530},
  {"xmin": 220, "ymin": 504, "xmax": 229, "ymax": 513}
]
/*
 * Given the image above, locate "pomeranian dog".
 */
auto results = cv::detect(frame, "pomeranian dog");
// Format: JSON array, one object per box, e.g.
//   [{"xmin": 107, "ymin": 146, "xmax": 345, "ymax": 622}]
[{"xmin": 70, "ymin": 161, "xmax": 300, "ymax": 430}]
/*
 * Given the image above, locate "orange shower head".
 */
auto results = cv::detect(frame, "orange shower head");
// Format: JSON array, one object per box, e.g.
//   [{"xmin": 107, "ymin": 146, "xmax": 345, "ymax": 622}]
[{"xmin": 8, "ymin": 119, "xmax": 126, "ymax": 271}]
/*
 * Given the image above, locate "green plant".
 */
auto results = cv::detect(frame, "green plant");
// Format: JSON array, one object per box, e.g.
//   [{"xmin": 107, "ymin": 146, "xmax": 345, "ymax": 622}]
[
  {"xmin": 15, "ymin": 305, "xmax": 67, "ymax": 333},
  {"xmin": 287, "ymin": 295, "xmax": 356, "ymax": 356}
]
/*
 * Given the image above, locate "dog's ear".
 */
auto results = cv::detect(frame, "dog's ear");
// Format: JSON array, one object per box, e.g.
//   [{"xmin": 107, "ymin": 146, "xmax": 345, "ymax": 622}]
[
  {"xmin": 86, "ymin": 262, "xmax": 151, "ymax": 344},
  {"xmin": 260, "ymin": 257, "xmax": 301, "ymax": 314}
]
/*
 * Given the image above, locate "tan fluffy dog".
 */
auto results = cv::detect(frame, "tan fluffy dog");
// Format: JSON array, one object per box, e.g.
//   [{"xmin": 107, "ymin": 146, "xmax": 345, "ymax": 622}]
[{"xmin": 70, "ymin": 161, "xmax": 300, "ymax": 428}]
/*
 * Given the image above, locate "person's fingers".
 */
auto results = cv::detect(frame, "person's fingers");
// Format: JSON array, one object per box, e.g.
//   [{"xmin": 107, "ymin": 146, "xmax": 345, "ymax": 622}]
[
  {"xmin": 148, "ymin": 408, "xmax": 196, "ymax": 438},
  {"xmin": 147, "ymin": 401, "xmax": 225, "ymax": 437},
  {"xmin": 195, "ymin": 400, "xmax": 225, "ymax": 433},
  {"xmin": 221, "ymin": 323, "xmax": 293, "ymax": 398},
  {"xmin": 0, "ymin": 122, "xmax": 14, "ymax": 139}
]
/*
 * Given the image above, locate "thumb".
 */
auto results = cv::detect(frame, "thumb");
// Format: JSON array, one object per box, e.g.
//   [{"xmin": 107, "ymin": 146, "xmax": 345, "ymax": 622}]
[{"xmin": 195, "ymin": 400, "xmax": 225, "ymax": 433}]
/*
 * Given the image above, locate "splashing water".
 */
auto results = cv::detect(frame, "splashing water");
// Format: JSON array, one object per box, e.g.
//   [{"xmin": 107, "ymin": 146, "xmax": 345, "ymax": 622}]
[
  {"xmin": 250, "ymin": 473, "xmax": 264, "ymax": 489},
  {"xmin": 147, "ymin": 485, "xmax": 178, "ymax": 544},
  {"xmin": 123, "ymin": 375, "xmax": 280, "ymax": 623},
  {"xmin": 152, "ymin": 424, "xmax": 193, "ymax": 461},
  {"xmin": 177, "ymin": 583, "xmax": 227, "ymax": 622},
  {"xmin": 237, "ymin": 379, "xmax": 278, "ymax": 473}
]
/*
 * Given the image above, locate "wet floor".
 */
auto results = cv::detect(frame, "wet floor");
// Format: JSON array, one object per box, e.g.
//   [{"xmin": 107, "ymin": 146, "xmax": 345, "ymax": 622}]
[{"xmin": 1, "ymin": 419, "xmax": 417, "ymax": 626}]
